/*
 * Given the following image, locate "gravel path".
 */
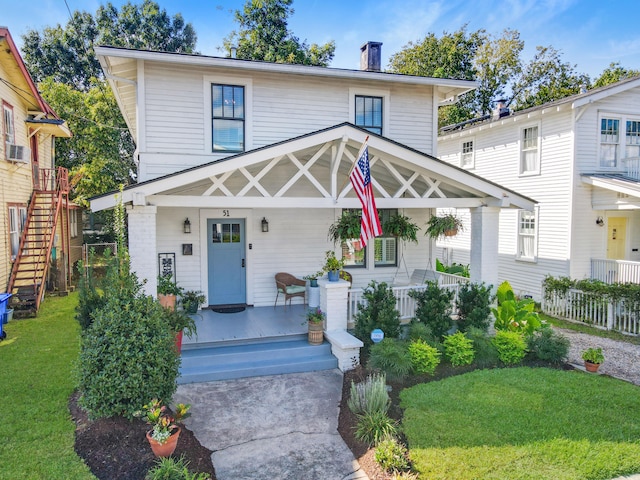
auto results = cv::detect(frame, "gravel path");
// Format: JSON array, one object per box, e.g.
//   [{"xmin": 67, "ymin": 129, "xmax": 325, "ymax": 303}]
[{"xmin": 554, "ymin": 326, "xmax": 640, "ymax": 385}]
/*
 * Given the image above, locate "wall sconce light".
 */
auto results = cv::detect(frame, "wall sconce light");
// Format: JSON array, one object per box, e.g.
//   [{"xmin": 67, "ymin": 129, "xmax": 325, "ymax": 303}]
[
  {"xmin": 596, "ymin": 216, "xmax": 604, "ymax": 227},
  {"xmin": 261, "ymin": 217, "xmax": 269, "ymax": 233},
  {"xmin": 183, "ymin": 218, "xmax": 191, "ymax": 234}
]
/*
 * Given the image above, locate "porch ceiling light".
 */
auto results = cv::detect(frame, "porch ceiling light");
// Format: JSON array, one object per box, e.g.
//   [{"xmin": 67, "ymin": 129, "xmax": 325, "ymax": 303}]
[
  {"xmin": 261, "ymin": 217, "xmax": 269, "ymax": 233},
  {"xmin": 183, "ymin": 218, "xmax": 191, "ymax": 234},
  {"xmin": 596, "ymin": 216, "xmax": 604, "ymax": 227}
]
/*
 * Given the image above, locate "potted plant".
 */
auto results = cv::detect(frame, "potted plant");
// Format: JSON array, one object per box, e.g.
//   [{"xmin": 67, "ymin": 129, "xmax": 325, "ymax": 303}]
[
  {"xmin": 425, "ymin": 213, "xmax": 464, "ymax": 239},
  {"xmin": 328, "ymin": 210, "xmax": 362, "ymax": 245},
  {"xmin": 157, "ymin": 274, "xmax": 182, "ymax": 310},
  {"xmin": 181, "ymin": 290, "xmax": 205, "ymax": 314},
  {"xmin": 303, "ymin": 271, "xmax": 324, "ymax": 288},
  {"xmin": 323, "ymin": 250, "xmax": 345, "ymax": 282},
  {"xmin": 137, "ymin": 399, "xmax": 191, "ymax": 457},
  {"xmin": 164, "ymin": 309, "xmax": 197, "ymax": 353},
  {"xmin": 383, "ymin": 213, "xmax": 420, "ymax": 243},
  {"xmin": 306, "ymin": 307, "xmax": 325, "ymax": 345},
  {"xmin": 581, "ymin": 347, "xmax": 604, "ymax": 372}
]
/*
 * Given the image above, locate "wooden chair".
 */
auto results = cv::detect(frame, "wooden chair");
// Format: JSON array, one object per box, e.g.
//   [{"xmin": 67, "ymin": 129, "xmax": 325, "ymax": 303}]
[
  {"xmin": 339, "ymin": 270, "xmax": 352, "ymax": 284},
  {"xmin": 274, "ymin": 272, "xmax": 306, "ymax": 308}
]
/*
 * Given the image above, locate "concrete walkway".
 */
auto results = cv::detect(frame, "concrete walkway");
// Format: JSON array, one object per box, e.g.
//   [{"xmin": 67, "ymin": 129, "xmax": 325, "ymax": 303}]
[{"xmin": 174, "ymin": 369, "xmax": 369, "ymax": 480}]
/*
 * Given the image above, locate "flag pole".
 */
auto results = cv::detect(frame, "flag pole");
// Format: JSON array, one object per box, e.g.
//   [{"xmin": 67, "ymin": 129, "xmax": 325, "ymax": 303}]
[{"xmin": 337, "ymin": 135, "xmax": 369, "ymax": 196}]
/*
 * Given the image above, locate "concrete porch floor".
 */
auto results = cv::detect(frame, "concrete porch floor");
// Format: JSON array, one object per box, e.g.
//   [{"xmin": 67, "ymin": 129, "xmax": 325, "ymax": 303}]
[{"xmin": 183, "ymin": 303, "xmax": 310, "ymax": 346}]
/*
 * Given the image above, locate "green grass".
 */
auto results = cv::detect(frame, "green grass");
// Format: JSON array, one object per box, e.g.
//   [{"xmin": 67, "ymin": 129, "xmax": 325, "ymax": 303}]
[
  {"xmin": 401, "ymin": 367, "xmax": 640, "ymax": 480},
  {"xmin": 0, "ymin": 293, "xmax": 95, "ymax": 479},
  {"xmin": 541, "ymin": 313, "xmax": 640, "ymax": 345}
]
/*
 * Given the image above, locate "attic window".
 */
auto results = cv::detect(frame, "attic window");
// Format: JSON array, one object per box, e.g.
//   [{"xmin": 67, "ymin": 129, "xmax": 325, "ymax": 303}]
[{"xmin": 355, "ymin": 95, "xmax": 382, "ymax": 135}]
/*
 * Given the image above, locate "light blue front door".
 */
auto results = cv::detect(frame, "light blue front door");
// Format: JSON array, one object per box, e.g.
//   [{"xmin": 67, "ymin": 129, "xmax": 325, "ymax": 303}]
[{"xmin": 207, "ymin": 219, "xmax": 246, "ymax": 305}]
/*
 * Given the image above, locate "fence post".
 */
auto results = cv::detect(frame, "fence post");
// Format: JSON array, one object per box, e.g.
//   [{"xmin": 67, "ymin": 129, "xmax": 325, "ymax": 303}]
[{"xmin": 607, "ymin": 302, "xmax": 615, "ymax": 330}]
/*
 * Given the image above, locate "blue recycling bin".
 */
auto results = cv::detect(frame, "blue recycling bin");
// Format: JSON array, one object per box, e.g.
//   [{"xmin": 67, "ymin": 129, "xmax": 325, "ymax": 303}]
[{"xmin": 0, "ymin": 293, "xmax": 12, "ymax": 340}]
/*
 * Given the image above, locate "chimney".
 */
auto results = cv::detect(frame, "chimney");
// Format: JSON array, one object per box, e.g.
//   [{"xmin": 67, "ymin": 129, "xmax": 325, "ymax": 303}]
[
  {"xmin": 579, "ymin": 84, "xmax": 587, "ymax": 94},
  {"xmin": 230, "ymin": 46, "xmax": 237, "ymax": 59},
  {"xmin": 360, "ymin": 41, "xmax": 383, "ymax": 72},
  {"xmin": 493, "ymin": 99, "xmax": 510, "ymax": 119}
]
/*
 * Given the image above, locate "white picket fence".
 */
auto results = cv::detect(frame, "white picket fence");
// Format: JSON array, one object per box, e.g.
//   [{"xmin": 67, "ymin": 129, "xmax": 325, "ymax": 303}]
[
  {"xmin": 542, "ymin": 287, "xmax": 640, "ymax": 335},
  {"xmin": 591, "ymin": 258, "xmax": 640, "ymax": 284},
  {"xmin": 347, "ymin": 274, "xmax": 469, "ymax": 324}
]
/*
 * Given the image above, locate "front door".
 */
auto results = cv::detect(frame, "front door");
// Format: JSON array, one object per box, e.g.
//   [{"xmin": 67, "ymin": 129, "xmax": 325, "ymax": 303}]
[
  {"xmin": 607, "ymin": 217, "xmax": 627, "ymax": 260},
  {"xmin": 207, "ymin": 218, "xmax": 246, "ymax": 305}
]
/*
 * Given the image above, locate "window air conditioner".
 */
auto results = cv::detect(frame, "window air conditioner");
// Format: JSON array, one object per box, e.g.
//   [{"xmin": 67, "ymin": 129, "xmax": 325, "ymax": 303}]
[{"xmin": 5, "ymin": 142, "xmax": 30, "ymax": 163}]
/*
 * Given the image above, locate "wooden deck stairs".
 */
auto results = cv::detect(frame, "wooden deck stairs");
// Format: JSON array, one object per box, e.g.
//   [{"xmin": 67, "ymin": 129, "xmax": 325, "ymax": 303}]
[{"xmin": 7, "ymin": 168, "xmax": 69, "ymax": 316}]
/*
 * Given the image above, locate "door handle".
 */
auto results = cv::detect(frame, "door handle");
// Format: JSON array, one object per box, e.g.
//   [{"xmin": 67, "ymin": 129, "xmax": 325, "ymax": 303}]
[{"xmin": 242, "ymin": 258, "xmax": 245, "ymax": 268}]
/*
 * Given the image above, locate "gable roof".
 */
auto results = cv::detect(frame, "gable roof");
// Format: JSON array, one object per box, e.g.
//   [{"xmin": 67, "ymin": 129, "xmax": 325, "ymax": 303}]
[
  {"xmin": 91, "ymin": 123, "xmax": 535, "ymax": 212},
  {"xmin": 440, "ymin": 75, "xmax": 640, "ymax": 136},
  {"xmin": 0, "ymin": 26, "xmax": 71, "ymax": 137}
]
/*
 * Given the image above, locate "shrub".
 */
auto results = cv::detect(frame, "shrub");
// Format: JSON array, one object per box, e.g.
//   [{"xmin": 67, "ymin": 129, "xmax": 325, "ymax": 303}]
[
  {"xmin": 456, "ymin": 282, "xmax": 493, "ymax": 333},
  {"xmin": 527, "ymin": 328, "xmax": 569, "ymax": 365},
  {"xmin": 409, "ymin": 281, "xmax": 454, "ymax": 339},
  {"xmin": 492, "ymin": 330, "xmax": 527, "ymax": 365},
  {"xmin": 466, "ymin": 327, "xmax": 499, "ymax": 368},
  {"xmin": 443, "ymin": 332, "xmax": 475, "ymax": 366},
  {"xmin": 407, "ymin": 321, "xmax": 435, "ymax": 343},
  {"xmin": 368, "ymin": 339, "xmax": 412, "ymax": 381},
  {"xmin": 75, "ymin": 258, "xmax": 106, "ymax": 331},
  {"xmin": 375, "ymin": 436, "xmax": 410, "ymax": 473},
  {"xmin": 355, "ymin": 410, "xmax": 397, "ymax": 446},
  {"xmin": 492, "ymin": 281, "xmax": 543, "ymax": 336},
  {"xmin": 408, "ymin": 339, "xmax": 441, "ymax": 375},
  {"xmin": 145, "ymin": 455, "xmax": 210, "ymax": 480},
  {"xmin": 354, "ymin": 281, "xmax": 401, "ymax": 350},
  {"xmin": 347, "ymin": 372, "xmax": 390, "ymax": 416}
]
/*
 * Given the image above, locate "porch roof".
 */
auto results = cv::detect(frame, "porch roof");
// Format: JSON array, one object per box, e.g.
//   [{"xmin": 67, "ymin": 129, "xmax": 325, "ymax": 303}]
[
  {"xmin": 90, "ymin": 123, "xmax": 536, "ymax": 212},
  {"xmin": 582, "ymin": 174, "xmax": 640, "ymax": 208}
]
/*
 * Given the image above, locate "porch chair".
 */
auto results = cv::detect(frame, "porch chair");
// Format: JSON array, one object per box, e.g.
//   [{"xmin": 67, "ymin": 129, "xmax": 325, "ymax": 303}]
[{"xmin": 274, "ymin": 272, "xmax": 306, "ymax": 308}]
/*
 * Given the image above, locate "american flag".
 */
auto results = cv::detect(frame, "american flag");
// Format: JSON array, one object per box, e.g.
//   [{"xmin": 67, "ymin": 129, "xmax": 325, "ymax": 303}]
[{"xmin": 349, "ymin": 141, "xmax": 382, "ymax": 246}]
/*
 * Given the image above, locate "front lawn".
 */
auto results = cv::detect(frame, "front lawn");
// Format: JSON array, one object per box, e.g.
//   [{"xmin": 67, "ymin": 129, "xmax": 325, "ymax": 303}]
[
  {"xmin": 0, "ymin": 293, "xmax": 95, "ymax": 479},
  {"xmin": 401, "ymin": 367, "xmax": 640, "ymax": 479}
]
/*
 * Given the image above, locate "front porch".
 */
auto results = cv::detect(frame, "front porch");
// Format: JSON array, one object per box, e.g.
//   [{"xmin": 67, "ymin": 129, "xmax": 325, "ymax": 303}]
[{"xmin": 592, "ymin": 258, "xmax": 640, "ymax": 284}]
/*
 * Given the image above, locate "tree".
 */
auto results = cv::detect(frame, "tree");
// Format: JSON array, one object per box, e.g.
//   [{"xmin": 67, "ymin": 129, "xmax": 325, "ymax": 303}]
[
  {"xmin": 592, "ymin": 62, "xmax": 640, "ymax": 88},
  {"xmin": 224, "ymin": 0, "xmax": 335, "ymax": 66},
  {"xmin": 22, "ymin": 0, "xmax": 197, "ymax": 91},
  {"xmin": 21, "ymin": 1, "xmax": 197, "ymax": 203}
]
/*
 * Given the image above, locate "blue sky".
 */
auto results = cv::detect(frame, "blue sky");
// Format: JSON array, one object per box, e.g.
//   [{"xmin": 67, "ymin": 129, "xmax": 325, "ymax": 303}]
[{"xmin": 3, "ymin": 0, "xmax": 640, "ymax": 79}]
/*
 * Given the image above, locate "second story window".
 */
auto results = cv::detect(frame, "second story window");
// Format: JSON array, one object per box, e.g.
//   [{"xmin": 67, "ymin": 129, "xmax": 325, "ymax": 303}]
[
  {"xmin": 3, "ymin": 101, "xmax": 15, "ymax": 146},
  {"xmin": 355, "ymin": 95, "xmax": 382, "ymax": 135},
  {"xmin": 626, "ymin": 120, "xmax": 640, "ymax": 159},
  {"xmin": 212, "ymin": 84, "xmax": 244, "ymax": 152},
  {"xmin": 600, "ymin": 117, "xmax": 620, "ymax": 168},
  {"xmin": 520, "ymin": 125, "xmax": 539, "ymax": 174},
  {"xmin": 461, "ymin": 139, "xmax": 474, "ymax": 168}
]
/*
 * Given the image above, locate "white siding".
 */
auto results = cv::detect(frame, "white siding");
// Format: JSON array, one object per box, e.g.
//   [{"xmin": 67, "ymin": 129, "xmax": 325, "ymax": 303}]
[
  {"xmin": 155, "ymin": 206, "xmax": 433, "ymax": 306},
  {"xmin": 139, "ymin": 62, "xmax": 435, "ymax": 181}
]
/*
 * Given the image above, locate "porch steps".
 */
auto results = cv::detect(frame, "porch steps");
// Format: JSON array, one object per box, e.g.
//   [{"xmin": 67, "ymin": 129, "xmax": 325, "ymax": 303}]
[{"xmin": 178, "ymin": 334, "xmax": 338, "ymax": 384}]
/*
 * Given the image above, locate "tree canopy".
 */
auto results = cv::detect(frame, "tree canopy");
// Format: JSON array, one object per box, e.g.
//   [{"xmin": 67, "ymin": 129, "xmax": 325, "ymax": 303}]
[
  {"xmin": 592, "ymin": 62, "xmax": 640, "ymax": 89},
  {"xmin": 224, "ymin": 0, "xmax": 335, "ymax": 66}
]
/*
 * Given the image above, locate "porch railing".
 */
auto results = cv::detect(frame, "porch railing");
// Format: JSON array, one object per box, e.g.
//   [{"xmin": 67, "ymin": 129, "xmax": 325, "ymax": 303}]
[
  {"xmin": 624, "ymin": 157, "xmax": 640, "ymax": 181},
  {"xmin": 591, "ymin": 258, "xmax": 640, "ymax": 284},
  {"xmin": 348, "ymin": 275, "xmax": 469, "ymax": 324},
  {"xmin": 542, "ymin": 287, "xmax": 640, "ymax": 335}
]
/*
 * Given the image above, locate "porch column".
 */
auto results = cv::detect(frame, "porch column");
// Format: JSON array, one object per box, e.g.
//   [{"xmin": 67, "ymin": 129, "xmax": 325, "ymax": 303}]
[
  {"xmin": 469, "ymin": 206, "xmax": 500, "ymax": 289},
  {"xmin": 318, "ymin": 278, "xmax": 349, "ymax": 331},
  {"xmin": 126, "ymin": 205, "xmax": 158, "ymax": 297}
]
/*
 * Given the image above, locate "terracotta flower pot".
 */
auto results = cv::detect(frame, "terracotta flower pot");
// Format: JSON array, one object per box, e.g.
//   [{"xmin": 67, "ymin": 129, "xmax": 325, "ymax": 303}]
[
  {"xmin": 584, "ymin": 361, "xmax": 600, "ymax": 373},
  {"xmin": 146, "ymin": 427, "xmax": 181, "ymax": 457},
  {"xmin": 158, "ymin": 294, "xmax": 176, "ymax": 311}
]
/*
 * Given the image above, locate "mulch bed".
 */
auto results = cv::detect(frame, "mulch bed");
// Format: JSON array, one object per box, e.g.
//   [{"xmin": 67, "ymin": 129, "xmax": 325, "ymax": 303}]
[{"xmin": 69, "ymin": 391, "xmax": 216, "ymax": 480}]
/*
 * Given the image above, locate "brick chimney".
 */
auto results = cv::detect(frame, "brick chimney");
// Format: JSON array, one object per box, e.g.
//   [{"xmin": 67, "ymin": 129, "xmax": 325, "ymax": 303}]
[
  {"xmin": 493, "ymin": 99, "xmax": 510, "ymax": 119},
  {"xmin": 360, "ymin": 42, "xmax": 383, "ymax": 72}
]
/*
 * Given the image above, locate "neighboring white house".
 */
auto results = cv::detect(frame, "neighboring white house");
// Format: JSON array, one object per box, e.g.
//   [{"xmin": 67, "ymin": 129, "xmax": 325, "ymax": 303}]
[
  {"xmin": 438, "ymin": 76, "xmax": 640, "ymax": 300},
  {"xmin": 90, "ymin": 43, "xmax": 534, "ymax": 328}
]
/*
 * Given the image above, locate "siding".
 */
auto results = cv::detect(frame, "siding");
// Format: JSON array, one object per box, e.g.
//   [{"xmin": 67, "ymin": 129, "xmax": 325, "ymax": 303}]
[
  {"xmin": 154, "ymin": 207, "xmax": 433, "ymax": 306},
  {"xmin": 438, "ymin": 107, "xmax": 576, "ymax": 298},
  {"xmin": 139, "ymin": 62, "xmax": 435, "ymax": 181}
]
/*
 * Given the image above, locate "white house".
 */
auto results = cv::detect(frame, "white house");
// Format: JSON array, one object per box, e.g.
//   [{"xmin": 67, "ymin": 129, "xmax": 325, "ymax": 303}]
[
  {"xmin": 438, "ymin": 76, "xmax": 640, "ymax": 300},
  {"xmin": 90, "ymin": 43, "xmax": 534, "ymax": 376}
]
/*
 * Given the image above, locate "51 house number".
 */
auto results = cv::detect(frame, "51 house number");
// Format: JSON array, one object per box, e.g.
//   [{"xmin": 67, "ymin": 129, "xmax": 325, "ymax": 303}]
[{"xmin": 222, "ymin": 210, "xmax": 230, "ymax": 217}]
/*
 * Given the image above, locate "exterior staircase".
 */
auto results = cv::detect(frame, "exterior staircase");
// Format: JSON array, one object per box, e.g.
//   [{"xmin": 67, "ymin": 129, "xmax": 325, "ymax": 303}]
[
  {"xmin": 7, "ymin": 167, "xmax": 69, "ymax": 316},
  {"xmin": 178, "ymin": 334, "xmax": 338, "ymax": 384}
]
